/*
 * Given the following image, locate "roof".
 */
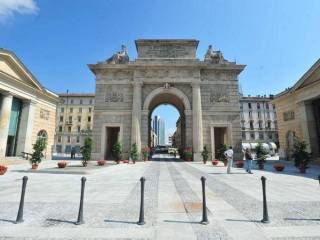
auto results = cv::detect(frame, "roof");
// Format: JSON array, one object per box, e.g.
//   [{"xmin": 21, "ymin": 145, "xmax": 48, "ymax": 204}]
[
  {"xmin": 0, "ymin": 48, "xmax": 58, "ymax": 99},
  {"xmin": 58, "ymin": 93, "xmax": 95, "ymax": 97}
]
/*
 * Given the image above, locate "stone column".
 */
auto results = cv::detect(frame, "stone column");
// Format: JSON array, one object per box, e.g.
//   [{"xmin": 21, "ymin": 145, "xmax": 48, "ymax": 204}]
[
  {"xmin": 192, "ymin": 82, "xmax": 203, "ymax": 161},
  {"xmin": 131, "ymin": 81, "xmax": 142, "ymax": 154},
  {"xmin": 16, "ymin": 100, "xmax": 36, "ymax": 155},
  {"xmin": 0, "ymin": 93, "xmax": 13, "ymax": 157}
]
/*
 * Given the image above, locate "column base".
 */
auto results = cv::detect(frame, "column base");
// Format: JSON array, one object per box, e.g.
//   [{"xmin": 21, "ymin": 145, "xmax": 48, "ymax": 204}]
[{"xmin": 193, "ymin": 152, "xmax": 202, "ymax": 162}]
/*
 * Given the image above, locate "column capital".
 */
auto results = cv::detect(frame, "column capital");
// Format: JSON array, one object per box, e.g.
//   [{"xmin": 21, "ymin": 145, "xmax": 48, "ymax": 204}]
[
  {"xmin": 22, "ymin": 99, "xmax": 37, "ymax": 106},
  {"xmin": 191, "ymin": 81, "xmax": 201, "ymax": 88},
  {"xmin": 132, "ymin": 81, "xmax": 143, "ymax": 87}
]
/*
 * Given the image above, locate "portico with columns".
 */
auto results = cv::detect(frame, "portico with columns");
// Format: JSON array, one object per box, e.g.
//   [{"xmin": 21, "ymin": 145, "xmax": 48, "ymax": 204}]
[
  {"xmin": 0, "ymin": 49, "xmax": 58, "ymax": 160},
  {"xmin": 89, "ymin": 39, "xmax": 245, "ymax": 161}
]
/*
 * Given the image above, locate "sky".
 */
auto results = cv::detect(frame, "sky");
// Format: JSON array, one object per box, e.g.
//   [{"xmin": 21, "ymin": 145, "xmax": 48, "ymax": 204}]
[{"xmin": 1, "ymin": 0, "xmax": 320, "ymax": 139}]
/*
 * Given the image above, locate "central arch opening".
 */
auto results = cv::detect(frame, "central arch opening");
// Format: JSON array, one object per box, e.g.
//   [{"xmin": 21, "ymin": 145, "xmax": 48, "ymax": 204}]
[{"xmin": 147, "ymin": 91, "xmax": 186, "ymax": 160}]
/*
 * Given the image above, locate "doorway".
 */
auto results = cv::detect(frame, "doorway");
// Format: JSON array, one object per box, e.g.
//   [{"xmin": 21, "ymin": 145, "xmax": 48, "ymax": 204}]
[
  {"xmin": 105, "ymin": 127, "xmax": 120, "ymax": 159},
  {"xmin": 214, "ymin": 127, "xmax": 228, "ymax": 159}
]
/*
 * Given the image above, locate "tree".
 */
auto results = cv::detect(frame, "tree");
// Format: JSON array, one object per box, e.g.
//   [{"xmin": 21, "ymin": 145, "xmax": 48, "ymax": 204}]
[
  {"xmin": 292, "ymin": 137, "xmax": 312, "ymax": 173},
  {"xmin": 130, "ymin": 143, "xmax": 139, "ymax": 163},
  {"xmin": 112, "ymin": 142, "xmax": 122, "ymax": 162},
  {"xmin": 80, "ymin": 137, "xmax": 92, "ymax": 167},
  {"xmin": 255, "ymin": 142, "xmax": 268, "ymax": 169},
  {"xmin": 30, "ymin": 138, "xmax": 47, "ymax": 165}
]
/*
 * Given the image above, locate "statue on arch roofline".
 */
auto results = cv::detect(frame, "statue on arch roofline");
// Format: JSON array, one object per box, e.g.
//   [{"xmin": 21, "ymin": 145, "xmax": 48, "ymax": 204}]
[
  {"xmin": 106, "ymin": 45, "xmax": 129, "ymax": 64},
  {"xmin": 204, "ymin": 45, "xmax": 228, "ymax": 64}
]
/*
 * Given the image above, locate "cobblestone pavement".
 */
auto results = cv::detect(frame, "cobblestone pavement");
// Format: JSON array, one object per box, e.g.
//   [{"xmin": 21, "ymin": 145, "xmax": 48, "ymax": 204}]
[{"xmin": 0, "ymin": 159, "xmax": 320, "ymax": 239}]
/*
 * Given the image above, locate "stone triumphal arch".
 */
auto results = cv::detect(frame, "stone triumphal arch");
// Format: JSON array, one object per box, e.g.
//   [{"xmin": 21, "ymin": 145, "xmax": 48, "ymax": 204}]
[{"xmin": 89, "ymin": 39, "xmax": 245, "ymax": 161}]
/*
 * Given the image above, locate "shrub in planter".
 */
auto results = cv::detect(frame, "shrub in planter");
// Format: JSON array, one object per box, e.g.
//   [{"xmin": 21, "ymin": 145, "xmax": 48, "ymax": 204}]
[
  {"xmin": 235, "ymin": 160, "xmax": 244, "ymax": 168},
  {"xmin": 218, "ymin": 144, "xmax": 228, "ymax": 166},
  {"xmin": 30, "ymin": 138, "xmax": 47, "ymax": 170},
  {"xmin": 201, "ymin": 145, "xmax": 209, "ymax": 164},
  {"xmin": 184, "ymin": 147, "xmax": 193, "ymax": 161},
  {"xmin": 142, "ymin": 146, "xmax": 150, "ymax": 161},
  {"xmin": 57, "ymin": 161, "xmax": 67, "ymax": 168},
  {"xmin": 0, "ymin": 165, "xmax": 8, "ymax": 175},
  {"xmin": 255, "ymin": 142, "xmax": 268, "ymax": 170},
  {"xmin": 273, "ymin": 163, "xmax": 285, "ymax": 172},
  {"xmin": 123, "ymin": 160, "xmax": 129, "ymax": 164},
  {"xmin": 80, "ymin": 137, "xmax": 92, "ymax": 167},
  {"xmin": 211, "ymin": 160, "xmax": 219, "ymax": 166},
  {"xmin": 97, "ymin": 160, "xmax": 106, "ymax": 166},
  {"xmin": 130, "ymin": 143, "xmax": 139, "ymax": 164},
  {"xmin": 112, "ymin": 142, "xmax": 122, "ymax": 164},
  {"xmin": 292, "ymin": 137, "xmax": 312, "ymax": 173}
]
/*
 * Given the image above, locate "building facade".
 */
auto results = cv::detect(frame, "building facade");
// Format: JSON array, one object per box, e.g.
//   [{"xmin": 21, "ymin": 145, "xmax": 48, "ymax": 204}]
[
  {"xmin": 54, "ymin": 93, "xmax": 94, "ymax": 154},
  {"xmin": 240, "ymin": 95, "xmax": 279, "ymax": 147},
  {"xmin": 89, "ymin": 39, "xmax": 245, "ymax": 161},
  {"xmin": 272, "ymin": 59, "xmax": 320, "ymax": 161},
  {"xmin": 0, "ymin": 49, "xmax": 58, "ymax": 159}
]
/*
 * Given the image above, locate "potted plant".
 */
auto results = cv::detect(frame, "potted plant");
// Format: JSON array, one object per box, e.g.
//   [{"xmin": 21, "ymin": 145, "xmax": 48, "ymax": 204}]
[
  {"xmin": 142, "ymin": 146, "xmax": 150, "ymax": 162},
  {"xmin": 130, "ymin": 143, "xmax": 139, "ymax": 164},
  {"xmin": 97, "ymin": 160, "xmax": 106, "ymax": 166},
  {"xmin": 218, "ymin": 144, "xmax": 228, "ymax": 166},
  {"xmin": 255, "ymin": 142, "xmax": 268, "ymax": 170},
  {"xmin": 201, "ymin": 145, "xmax": 209, "ymax": 164},
  {"xmin": 30, "ymin": 138, "xmax": 47, "ymax": 170},
  {"xmin": 0, "ymin": 165, "xmax": 8, "ymax": 175},
  {"xmin": 57, "ymin": 161, "xmax": 67, "ymax": 168},
  {"xmin": 112, "ymin": 142, "xmax": 122, "ymax": 164},
  {"xmin": 235, "ymin": 160, "xmax": 244, "ymax": 168},
  {"xmin": 292, "ymin": 137, "xmax": 312, "ymax": 173},
  {"xmin": 123, "ymin": 159, "xmax": 129, "ymax": 164},
  {"xmin": 184, "ymin": 147, "xmax": 193, "ymax": 161},
  {"xmin": 273, "ymin": 163, "xmax": 285, "ymax": 171},
  {"xmin": 212, "ymin": 159, "xmax": 219, "ymax": 166},
  {"xmin": 80, "ymin": 137, "xmax": 92, "ymax": 167}
]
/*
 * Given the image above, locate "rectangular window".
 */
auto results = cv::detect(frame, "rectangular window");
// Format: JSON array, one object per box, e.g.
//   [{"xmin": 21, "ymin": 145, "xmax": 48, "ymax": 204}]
[
  {"xmin": 266, "ymin": 103, "xmax": 269, "ymax": 109},
  {"xmin": 76, "ymin": 136, "xmax": 80, "ymax": 143},
  {"xmin": 89, "ymin": 99, "xmax": 93, "ymax": 104},
  {"xmin": 250, "ymin": 133, "xmax": 255, "ymax": 140},
  {"xmin": 79, "ymin": 108, "xmax": 82, "ymax": 113},
  {"xmin": 258, "ymin": 111, "xmax": 261, "ymax": 118},
  {"xmin": 273, "ymin": 104, "xmax": 276, "ymax": 110},
  {"xmin": 77, "ymin": 126, "xmax": 81, "ymax": 132},
  {"xmin": 267, "ymin": 121, "xmax": 271, "ymax": 129},
  {"xmin": 248, "ymin": 103, "xmax": 252, "ymax": 109},
  {"xmin": 68, "ymin": 126, "xmax": 71, "ymax": 132},
  {"xmin": 70, "ymin": 107, "xmax": 73, "ymax": 113},
  {"xmin": 250, "ymin": 121, "xmax": 254, "ymax": 130},
  {"xmin": 58, "ymin": 136, "xmax": 62, "ymax": 143},
  {"xmin": 267, "ymin": 112, "xmax": 270, "ymax": 119},
  {"xmin": 60, "ymin": 116, "xmax": 63, "ymax": 122},
  {"xmin": 249, "ymin": 111, "xmax": 252, "ymax": 118},
  {"xmin": 67, "ymin": 136, "xmax": 71, "ymax": 143},
  {"xmin": 242, "ymin": 132, "xmax": 246, "ymax": 140},
  {"xmin": 259, "ymin": 133, "xmax": 264, "ymax": 140},
  {"xmin": 258, "ymin": 121, "xmax": 262, "ymax": 129},
  {"xmin": 69, "ymin": 116, "xmax": 72, "ymax": 123},
  {"xmin": 257, "ymin": 103, "xmax": 260, "ymax": 109},
  {"xmin": 70, "ymin": 99, "xmax": 74, "ymax": 104},
  {"xmin": 59, "ymin": 126, "xmax": 62, "ymax": 132},
  {"xmin": 80, "ymin": 99, "xmax": 83, "ymax": 105},
  {"xmin": 78, "ymin": 116, "xmax": 81, "ymax": 122},
  {"xmin": 61, "ymin": 107, "xmax": 64, "ymax": 113},
  {"xmin": 88, "ymin": 116, "xmax": 91, "ymax": 122},
  {"xmin": 89, "ymin": 107, "xmax": 92, "ymax": 113}
]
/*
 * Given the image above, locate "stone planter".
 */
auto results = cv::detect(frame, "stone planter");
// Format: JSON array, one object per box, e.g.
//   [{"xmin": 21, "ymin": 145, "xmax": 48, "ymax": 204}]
[
  {"xmin": 31, "ymin": 164, "xmax": 38, "ymax": 170},
  {"xmin": 0, "ymin": 165, "xmax": 8, "ymax": 175},
  {"xmin": 57, "ymin": 161, "xmax": 67, "ymax": 168},
  {"xmin": 123, "ymin": 160, "xmax": 129, "ymax": 164},
  {"xmin": 212, "ymin": 160, "xmax": 219, "ymax": 166},
  {"xmin": 97, "ymin": 160, "xmax": 106, "ymax": 166},
  {"xmin": 273, "ymin": 164, "xmax": 285, "ymax": 172}
]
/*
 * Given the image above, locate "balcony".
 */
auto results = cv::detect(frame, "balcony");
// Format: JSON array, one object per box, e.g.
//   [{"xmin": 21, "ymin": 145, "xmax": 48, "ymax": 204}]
[{"xmin": 66, "ymin": 121, "xmax": 73, "ymax": 125}]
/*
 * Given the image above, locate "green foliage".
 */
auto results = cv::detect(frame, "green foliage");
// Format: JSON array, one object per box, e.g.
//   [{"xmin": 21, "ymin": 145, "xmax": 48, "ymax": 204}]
[
  {"xmin": 255, "ymin": 142, "xmax": 268, "ymax": 167},
  {"xmin": 130, "ymin": 143, "xmax": 139, "ymax": 161},
  {"xmin": 183, "ymin": 147, "xmax": 193, "ymax": 159},
  {"xmin": 30, "ymin": 138, "xmax": 47, "ymax": 165},
  {"xmin": 218, "ymin": 144, "xmax": 228, "ymax": 162},
  {"xmin": 201, "ymin": 145, "xmax": 209, "ymax": 161},
  {"xmin": 292, "ymin": 137, "xmax": 312, "ymax": 169},
  {"xmin": 80, "ymin": 137, "xmax": 92, "ymax": 166},
  {"xmin": 112, "ymin": 142, "xmax": 122, "ymax": 161}
]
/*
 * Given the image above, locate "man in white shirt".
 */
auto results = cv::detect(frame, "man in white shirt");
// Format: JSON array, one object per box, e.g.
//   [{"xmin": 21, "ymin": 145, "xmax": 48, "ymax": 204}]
[{"xmin": 224, "ymin": 146, "xmax": 234, "ymax": 174}]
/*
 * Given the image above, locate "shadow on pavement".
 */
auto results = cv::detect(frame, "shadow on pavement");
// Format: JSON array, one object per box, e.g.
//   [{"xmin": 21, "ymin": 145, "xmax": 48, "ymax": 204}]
[
  {"xmin": 163, "ymin": 220, "xmax": 200, "ymax": 224},
  {"xmin": 104, "ymin": 219, "xmax": 137, "ymax": 224},
  {"xmin": 46, "ymin": 218, "xmax": 76, "ymax": 225},
  {"xmin": 0, "ymin": 219, "xmax": 16, "ymax": 224},
  {"xmin": 284, "ymin": 217, "xmax": 320, "ymax": 221},
  {"xmin": 225, "ymin": 219, "xmax": 261, "ymax": 223}
]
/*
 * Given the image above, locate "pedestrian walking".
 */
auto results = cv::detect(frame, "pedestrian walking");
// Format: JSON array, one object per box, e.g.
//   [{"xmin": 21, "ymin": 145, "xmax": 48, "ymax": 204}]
[
  {"xmin": 244, "ymin": 148, "xmax": 253, "ymax": 174},
  {"xmin": 224, "ymin": 146, "xmax": 234, "ymax": 174},
  {"xmin": 71, "ymin": 147, "xmax": 76, "ymax": 159}
]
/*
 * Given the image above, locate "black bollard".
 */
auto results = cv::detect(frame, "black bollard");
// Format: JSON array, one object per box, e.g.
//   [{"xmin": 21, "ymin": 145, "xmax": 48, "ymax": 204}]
[
  {"xmin": 137, "ymin": 177, "xmax": 146, "ymax": 225},
  {"xmin": 75, "ymin": 177, "xmax": 86, "ymax": 225},
  {"xmin": 15, "ymin": 176, "xmax": 28, "ymax": 224},
  {"xmin": 200, "ymin": 176, "xmax": 209, "ymax": 224},
  {"xmin": 261, "ymin": 176, "xmax": 270, "ymax": 223}
]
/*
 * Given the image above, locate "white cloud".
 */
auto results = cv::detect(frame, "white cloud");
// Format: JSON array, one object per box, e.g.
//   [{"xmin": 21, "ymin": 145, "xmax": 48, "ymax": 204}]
[{"xmin": 0, "ymin": 0, "xmax": 38, "ymax": 22}]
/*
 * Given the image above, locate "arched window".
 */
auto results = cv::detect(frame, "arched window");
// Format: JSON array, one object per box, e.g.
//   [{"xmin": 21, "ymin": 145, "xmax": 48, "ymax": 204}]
[{"xmin": 37, "ymin": 130, "xmax": 48, "ymax": 143}]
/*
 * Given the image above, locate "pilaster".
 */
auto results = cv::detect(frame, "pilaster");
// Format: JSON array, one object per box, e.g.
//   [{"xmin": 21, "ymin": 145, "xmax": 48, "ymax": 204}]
[{"xmin": 0, "ymin": 92, "xmax": 13, "ymax": 157}]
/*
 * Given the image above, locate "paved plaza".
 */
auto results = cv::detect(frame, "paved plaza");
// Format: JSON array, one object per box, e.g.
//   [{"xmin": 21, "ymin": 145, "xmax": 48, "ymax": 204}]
[{"xmin": 0, "ymin": 157, "xmax": 320, "ymax": 240}]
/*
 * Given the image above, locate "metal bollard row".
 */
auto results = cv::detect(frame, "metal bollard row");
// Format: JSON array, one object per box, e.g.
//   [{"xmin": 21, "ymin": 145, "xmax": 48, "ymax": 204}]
[{"xmin": 11, "ymin": 175, "xmax": 273, "ymax": 225}]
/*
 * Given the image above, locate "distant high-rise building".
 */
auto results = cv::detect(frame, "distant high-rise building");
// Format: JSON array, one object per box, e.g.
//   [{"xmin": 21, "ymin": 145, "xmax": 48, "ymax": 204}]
[{"xmin": 152, "ymin": 115, "xmax": 165, "ymax": 145}]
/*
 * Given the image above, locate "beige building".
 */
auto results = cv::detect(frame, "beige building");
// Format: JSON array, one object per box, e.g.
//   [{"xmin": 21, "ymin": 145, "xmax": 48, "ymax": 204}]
[
  {"xmin": 54, "ymin": 93, "xmax": 94, "ymax": 154},
  {"xmin": 88, "ymin": 39, "xmax": 245, "ymax": 161},
  {"xmin": 272, "ymin": 59, "xmax": 320, "ymax": 161},
  {"xmin": 0, "ymin": 48, "xmax": 58, "ymax": 159},
  {"xmin": 240, "ymin": 95, "xmax": 278, "ymax": 151}
]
